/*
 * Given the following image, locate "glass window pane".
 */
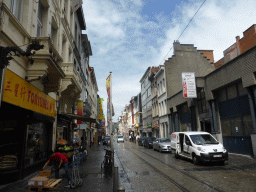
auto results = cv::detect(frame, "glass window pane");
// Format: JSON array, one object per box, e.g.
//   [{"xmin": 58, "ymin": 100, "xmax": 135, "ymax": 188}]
[
  {"xmin": 221, "ymin": 118, "xmax": 231, "ymax": 136},
  {"xmin": 243, "ymin": 115, "xmax": 252, "ymax": 136},
  {"xmin": 227, "ymin": 84, "xmax": 237, "ymax": 100}
]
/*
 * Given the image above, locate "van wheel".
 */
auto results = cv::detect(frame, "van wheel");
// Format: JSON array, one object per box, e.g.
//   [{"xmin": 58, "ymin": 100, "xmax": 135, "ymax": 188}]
[
  {"xmin": 175, "ymin": 152, "xmax": 180, "ymax": 159},
  {"xmin": 192, "ymin": 155, "xmax": 200, "ymax": 165}
]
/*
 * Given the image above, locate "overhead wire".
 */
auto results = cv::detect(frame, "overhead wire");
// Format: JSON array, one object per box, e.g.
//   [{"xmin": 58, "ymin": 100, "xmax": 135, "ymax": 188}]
[{"xmin": 158, "ymin": 0, "xmax": 207, "ymax": 66}]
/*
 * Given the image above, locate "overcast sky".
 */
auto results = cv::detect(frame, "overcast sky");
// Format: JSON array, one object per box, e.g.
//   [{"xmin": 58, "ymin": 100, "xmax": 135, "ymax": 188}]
[{"xmin": 82, "ymin": 0, "xmax": 256, "ymax": 122}]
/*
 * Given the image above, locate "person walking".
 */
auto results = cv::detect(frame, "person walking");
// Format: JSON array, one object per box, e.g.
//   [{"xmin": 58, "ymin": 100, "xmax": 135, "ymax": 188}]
[{"xmin": 43, "ymin": 151, "xmax": 72, "ymax": 187}]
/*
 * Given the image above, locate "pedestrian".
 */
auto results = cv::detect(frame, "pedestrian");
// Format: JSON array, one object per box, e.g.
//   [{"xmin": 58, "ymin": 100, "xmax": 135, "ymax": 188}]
[
  {"xmin": 43, "ymin": 150, "xmax": 72, "ymax": 188},
  {"xmin": 129, "ymin": 135, "xmax": 131, "ymax": 142},
  {"xmin": 98, "ymin": 135, "xmax": 101, "ymax": 145}
]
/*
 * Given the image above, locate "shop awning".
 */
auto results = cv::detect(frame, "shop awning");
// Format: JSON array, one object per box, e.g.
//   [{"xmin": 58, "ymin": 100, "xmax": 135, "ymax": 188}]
[{"xmin": 58, "ymin": 113, "xmax": 96, "ymax": 123}]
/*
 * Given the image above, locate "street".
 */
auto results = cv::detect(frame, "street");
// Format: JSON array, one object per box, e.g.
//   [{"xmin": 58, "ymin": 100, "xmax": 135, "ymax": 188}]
[{"xmin": 114, "ymin": 140, "xmax": 256, "ymax": 192}]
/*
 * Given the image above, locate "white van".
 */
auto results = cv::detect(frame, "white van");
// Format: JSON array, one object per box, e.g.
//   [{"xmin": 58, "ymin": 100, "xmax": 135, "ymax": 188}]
[
  {"xmin": 117, "ymin": 135, "xmax": 124, "ymax": 143},
  {"xmin": 171, "ymin": 132, "xmax": 228, "ymax": 165}
]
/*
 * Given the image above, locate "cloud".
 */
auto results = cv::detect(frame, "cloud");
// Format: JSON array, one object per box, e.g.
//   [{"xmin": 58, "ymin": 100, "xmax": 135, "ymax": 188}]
[{"xmin": 83, "ymin": 0, "xmax": 256, "ymax": 122}]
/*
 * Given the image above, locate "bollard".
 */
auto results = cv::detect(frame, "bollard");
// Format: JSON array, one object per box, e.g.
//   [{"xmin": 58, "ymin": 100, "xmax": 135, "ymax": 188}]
[
  {"xmin": 117, "ymin": 187, "xmax": 125, "ymax": 192},
  {"xmin": 113, "ymin": 166, "xmax": 119, "ymax": 192}
]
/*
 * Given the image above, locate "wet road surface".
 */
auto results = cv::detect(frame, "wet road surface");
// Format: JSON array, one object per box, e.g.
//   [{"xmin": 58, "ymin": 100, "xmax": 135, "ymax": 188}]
[{"xmin": 114, "ymin": 140, "xmax": 256, "ymax": 192}]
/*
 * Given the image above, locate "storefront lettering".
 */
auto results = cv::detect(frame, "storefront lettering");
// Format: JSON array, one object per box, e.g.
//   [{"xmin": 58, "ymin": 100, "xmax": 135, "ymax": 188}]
[{"xmin": 3, "ymin": 69, "xmax": 56, "ymax": 117}]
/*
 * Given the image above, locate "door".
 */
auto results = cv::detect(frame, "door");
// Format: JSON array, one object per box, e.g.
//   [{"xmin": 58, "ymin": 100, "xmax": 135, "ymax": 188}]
[
  {"xmin": 179, "ymin": 134, "xmax": 184, "ymax": 152},
  {"xmin": 183, "ymin": 135, "xmax": 191, "ymax": 155}
]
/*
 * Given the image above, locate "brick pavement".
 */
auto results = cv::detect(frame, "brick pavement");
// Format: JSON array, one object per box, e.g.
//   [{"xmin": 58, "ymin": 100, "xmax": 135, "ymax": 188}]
[{"xmin": 0, "ymin": 144, "xmax": 114, "ymax": 192}]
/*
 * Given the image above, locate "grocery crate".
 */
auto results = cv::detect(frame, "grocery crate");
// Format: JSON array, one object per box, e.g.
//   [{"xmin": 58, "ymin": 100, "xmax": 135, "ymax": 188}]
[
  {"xmin": 28, "ymin": 179, "xmax": 62, "ymax": 191},
  {"xmin": 38, "ymin": 170, "xmax": 51, "ymax": 178},
  {"xmin": 28, "ymin": 176, "xmax": 49, "ymax": 187}
]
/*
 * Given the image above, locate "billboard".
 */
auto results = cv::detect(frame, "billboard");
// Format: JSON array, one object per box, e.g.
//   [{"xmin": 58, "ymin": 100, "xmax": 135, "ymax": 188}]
[{"xmin": 182, "ymin": 72, "xmax": 197, "ymax": 98}]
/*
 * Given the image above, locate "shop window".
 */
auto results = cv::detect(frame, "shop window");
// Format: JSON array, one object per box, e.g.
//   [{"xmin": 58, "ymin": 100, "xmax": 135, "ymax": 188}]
[
  {"xmin": 221, "ymin": 118, "xmax": 231, "ymax": 136},
  {"xmin": 227, "ymin": 84, "xmax": 237, "ymax": 100},
  {"xmin": 25, "ymin": 123, "xmax": 48, "ymax": 167},
  {"xmin": 10, "ymin": 0, "xmax": 23, "ymax": 22}
]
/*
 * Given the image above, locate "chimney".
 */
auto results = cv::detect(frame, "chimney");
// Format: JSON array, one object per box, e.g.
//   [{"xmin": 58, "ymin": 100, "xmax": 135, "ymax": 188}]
[{"xmin": 235, "ymin": 36, "xmax": 240, "ymax": 42}]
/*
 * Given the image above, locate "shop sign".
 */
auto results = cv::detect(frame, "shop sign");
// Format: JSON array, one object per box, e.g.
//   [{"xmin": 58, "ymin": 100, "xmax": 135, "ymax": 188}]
[
  {"xmin": 142, "ymin": 128, "xmax": 152, "ymax": 132},
  {"xmin": 182, "ymin": 72, "xmax": 197, "ymax": 98},
  {"xmin": 77, "ymin": 100, "xmax": 83, "ymax": 124},
  {"xmin": 153, "ymin": 121, "xmax": 158, "ymax": 129},
  {"xmin": 80, "ymin": 124, "xmax": 87, "ymax": 130},
  {"xmin": 3, "ymin": 69, "xmax": 56, "ymax": 117},
  {"xmin": 97, "ymin": 98, "xmax": 105, "ymax": 120}
]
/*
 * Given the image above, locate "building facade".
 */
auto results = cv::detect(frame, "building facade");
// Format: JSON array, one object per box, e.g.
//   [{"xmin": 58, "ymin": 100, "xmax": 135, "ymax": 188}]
[{"xmin": 0, "ymin": 0, "xmax": 98, "ymax": 184}]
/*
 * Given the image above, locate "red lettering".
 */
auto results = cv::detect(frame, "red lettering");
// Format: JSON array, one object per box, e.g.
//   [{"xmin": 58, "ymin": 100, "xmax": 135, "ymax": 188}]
[
  {"xmin": 14, "ymin": 84, "xmax": 19, "ymax": 97},
  {"xmin": 31, "ymin": 92, "xmax": 34, "ymax": 104},
  {"xmin": 35, "ymin": 94, "xmax": 38, "ymax": 105},
  {"xmin": 27, "ymin": 90, "xmax": 31, "ymax": 102},
  {"xmin": 4, "ymin": 81, "xmax": 12, "ymax": 92}
]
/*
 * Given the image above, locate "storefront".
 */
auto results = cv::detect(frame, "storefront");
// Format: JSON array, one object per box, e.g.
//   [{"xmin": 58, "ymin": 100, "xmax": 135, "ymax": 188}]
[
  {"xmin": 0, "ymin": 69, "xmax": 56, "ymax": 184},
  {"xmin": 216, "ymin": 81, "xmax": 253, "ymax": 155}
]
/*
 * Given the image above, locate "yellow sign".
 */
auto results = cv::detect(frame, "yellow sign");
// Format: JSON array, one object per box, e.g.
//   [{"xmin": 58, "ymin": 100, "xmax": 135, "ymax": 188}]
[
  {"xmin": 3, "ymin": 69, "xmax": 56, "ymax": 117},
  {"xmin": 97, "ymin": 98, "xmax": 105, "ymax": 119}
]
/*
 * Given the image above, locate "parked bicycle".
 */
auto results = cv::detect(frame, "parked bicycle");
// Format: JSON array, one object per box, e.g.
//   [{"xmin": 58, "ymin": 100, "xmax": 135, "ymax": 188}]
[{"xmin": 101, "ymin": 148, "xmax": 113, "ymax": 173}]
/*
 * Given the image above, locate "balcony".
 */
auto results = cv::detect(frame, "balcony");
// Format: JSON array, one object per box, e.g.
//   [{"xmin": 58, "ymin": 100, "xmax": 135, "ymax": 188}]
[
  {"xmin": 27, "ymin": 37, "xmax": 65, "ymax": 93},
  {"xmin": 60, "ymin": 62, "xmax": 82, "ymax": 93}
]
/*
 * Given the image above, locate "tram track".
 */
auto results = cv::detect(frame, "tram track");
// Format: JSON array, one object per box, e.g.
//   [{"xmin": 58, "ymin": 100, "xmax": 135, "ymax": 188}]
[{"xmin": 124, "ymin": 146, "xmax": 225, "ymax": 192}]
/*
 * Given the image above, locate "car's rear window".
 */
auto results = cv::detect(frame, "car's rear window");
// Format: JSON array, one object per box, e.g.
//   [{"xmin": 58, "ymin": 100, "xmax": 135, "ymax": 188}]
[{"xmin": 118, "ymin": 136, "xmax": 123, "ymax": 138}]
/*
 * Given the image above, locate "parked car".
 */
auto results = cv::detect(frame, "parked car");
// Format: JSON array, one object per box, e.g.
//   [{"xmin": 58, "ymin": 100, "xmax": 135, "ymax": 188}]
[
  {"xmin": 103, "ymin": 136, "xmax": 110, "ymax": 146},
  {"xmin": 171, "ymin": 132, "xmax": 228, "ymax": 165},
  {"xmin": 117, "ymin": 135, "xmax": 124, "ymax": 143},
  {"xmin": 143, "ymin": 137, "xmax": 156, "ymax": 148},
  {"xmin": 138, "ymin": 137, "xmax": 146, "ymax": 146},
  {"xmin": 153, "ymin": 138, "xmax": 172, "ymax": 152}
]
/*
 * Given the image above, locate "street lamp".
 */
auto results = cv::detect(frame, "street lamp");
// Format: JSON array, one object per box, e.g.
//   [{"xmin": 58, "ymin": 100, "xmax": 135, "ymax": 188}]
[{"xmin": 0, "ymin": 40, "xmax": 44, "ymax": 69}]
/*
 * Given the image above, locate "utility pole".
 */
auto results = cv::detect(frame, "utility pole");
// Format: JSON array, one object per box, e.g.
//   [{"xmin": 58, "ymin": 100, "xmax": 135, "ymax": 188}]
[{"xmin": 109, "ymin": 72, "xmax": 114, "ymax": 168}]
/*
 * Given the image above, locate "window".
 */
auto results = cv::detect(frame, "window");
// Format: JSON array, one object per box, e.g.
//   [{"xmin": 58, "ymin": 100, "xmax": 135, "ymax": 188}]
[
  {"xmin": 147, "ymin": 87, "xmax": 151, "ymax": 97},
  {"xmin": 37, "ymin": 1, "xmax": 44, "ymax": 37},
  {"xmin": 197, "ymin": 88, "xmax": 208, "ymax": 114},
  {"xmin": 10, "ymin": 0, "xmax": 23, "ymax": 21},
  {"xmin": 25, "ymin": 123, "xmax": 48, "ymax": 167}
]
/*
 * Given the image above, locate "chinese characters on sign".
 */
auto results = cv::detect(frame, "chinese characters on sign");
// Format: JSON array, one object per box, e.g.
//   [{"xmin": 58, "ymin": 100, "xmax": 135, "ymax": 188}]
[
  {"xmin": 181, "ymin": 72, "xmax": 197, "ymax": 98},
  {"xmin": 3, "ymin": 69, "xmax": 56, "ymax": 117}
]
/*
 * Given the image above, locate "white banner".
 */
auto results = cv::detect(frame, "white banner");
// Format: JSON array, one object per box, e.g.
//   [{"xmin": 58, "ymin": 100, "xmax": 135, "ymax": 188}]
[{"xmin": 182, "ymin": 72, "xmax": 197, "ymax": 98}]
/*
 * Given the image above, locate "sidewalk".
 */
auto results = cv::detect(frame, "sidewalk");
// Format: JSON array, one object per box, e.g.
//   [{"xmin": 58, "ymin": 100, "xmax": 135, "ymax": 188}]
[{"xmin": 0, "ymin": 144, "xmax": 114, "ymax": 192}]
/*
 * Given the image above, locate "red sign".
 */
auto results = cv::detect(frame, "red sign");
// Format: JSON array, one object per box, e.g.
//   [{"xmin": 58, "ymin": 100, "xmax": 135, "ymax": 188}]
[{"xmin": 77, "ymin": 100, "xmax": 83, "ymax": 124}]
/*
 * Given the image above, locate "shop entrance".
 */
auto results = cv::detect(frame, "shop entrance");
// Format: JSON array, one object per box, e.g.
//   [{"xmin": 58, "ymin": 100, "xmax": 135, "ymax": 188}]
[
  {"xmin": 217, "ymin": 82, "xmax": 253, "ymax": 156},
  {"xmin": 200, "ymin": 121, "xmax": 211, "ymax": 133}
]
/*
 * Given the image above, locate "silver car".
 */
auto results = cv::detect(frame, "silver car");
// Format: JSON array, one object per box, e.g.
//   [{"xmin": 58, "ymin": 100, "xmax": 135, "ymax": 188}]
[{"xmin": 153, "ymin": 138, "xmax": 172, "ymax": 153}]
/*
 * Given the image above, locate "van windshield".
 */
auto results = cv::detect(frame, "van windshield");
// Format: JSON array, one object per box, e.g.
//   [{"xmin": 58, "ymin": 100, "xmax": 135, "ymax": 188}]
[{"xmin": 190, "ymin": 134, "xmax": 218, "ymax": 145}]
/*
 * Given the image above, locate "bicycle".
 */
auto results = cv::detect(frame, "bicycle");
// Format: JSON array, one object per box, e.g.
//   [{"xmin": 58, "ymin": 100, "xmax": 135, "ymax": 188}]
[{"xmin": 101, "ymin": 148, "xmax": 113, "ymax": 173}]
